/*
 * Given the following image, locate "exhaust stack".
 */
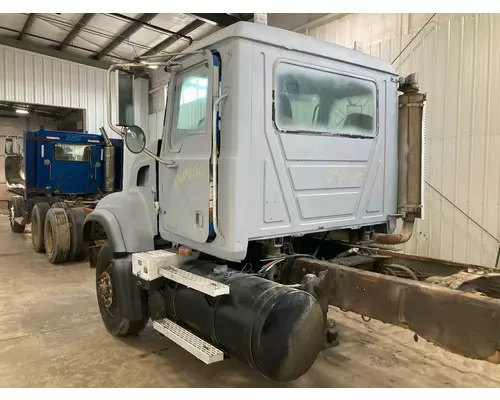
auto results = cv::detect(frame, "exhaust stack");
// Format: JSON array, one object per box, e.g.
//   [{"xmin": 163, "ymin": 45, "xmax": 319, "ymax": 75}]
[
  {"xmin": 99, "ymin": 127, "xmax": 116, "ymax": 194},
  {"xmin": 375, "ymin": 73, "xmax": 426, "ymax": 245}
]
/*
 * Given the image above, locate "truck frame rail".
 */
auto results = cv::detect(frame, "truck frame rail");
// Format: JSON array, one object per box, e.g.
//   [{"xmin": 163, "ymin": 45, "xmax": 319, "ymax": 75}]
[{"xmin": 291, "ymin": 248, "xmax": 500, "ymax": 364}]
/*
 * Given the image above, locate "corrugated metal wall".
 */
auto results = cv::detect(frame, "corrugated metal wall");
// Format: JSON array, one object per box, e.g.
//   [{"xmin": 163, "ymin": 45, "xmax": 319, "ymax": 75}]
[
  {"xmin": 0, "ymin": 44, "xmax": 152, "ymax": 189},
  {"xmin": 0, "ymin": 44, "xmax": 145, "ymax": 137},
  {"xmin": 304, "ymin": 13, "xmax": 500, "ymax": 267}
]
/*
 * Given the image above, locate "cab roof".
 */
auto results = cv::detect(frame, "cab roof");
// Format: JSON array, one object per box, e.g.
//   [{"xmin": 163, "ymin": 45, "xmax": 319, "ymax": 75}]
[{"xmin": 185, "ymin": 21, "xmax": 397, "ymax": 76}]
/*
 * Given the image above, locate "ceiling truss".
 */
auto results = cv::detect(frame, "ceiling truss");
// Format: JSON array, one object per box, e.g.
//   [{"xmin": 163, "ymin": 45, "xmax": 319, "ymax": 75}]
[
  {"xmin": 18, "ymin": 13, "xmax": 37, "ymax": 41},
  {"xmin": 0, "ymin": 13, "xmax": 255, "ymax": 73},
  {"xmin": 58, "ymin": 13, "xmax": 96, "ymax": 51}
]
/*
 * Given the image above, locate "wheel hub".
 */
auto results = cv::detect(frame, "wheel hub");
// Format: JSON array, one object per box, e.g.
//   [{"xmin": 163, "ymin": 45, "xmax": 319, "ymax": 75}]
[{"xmin": 98, "ymin": 271, "xmax": 113, "ymax": 308}]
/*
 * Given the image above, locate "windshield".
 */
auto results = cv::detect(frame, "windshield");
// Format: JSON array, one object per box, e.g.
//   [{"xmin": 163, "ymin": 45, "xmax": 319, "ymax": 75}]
[{"xmin": 275, "ymin": 63, "xmax": 377, "ymax": 137}]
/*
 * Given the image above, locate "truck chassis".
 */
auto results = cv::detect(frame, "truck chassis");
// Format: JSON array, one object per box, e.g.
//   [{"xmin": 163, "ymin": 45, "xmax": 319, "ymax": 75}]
[
  {"xmin": 9, "ymin": 194, "xmax": 96, "ymax": 264},
  {"xmin": 291, "ymin": 242, "xmax": 500, "ymax": 364}
]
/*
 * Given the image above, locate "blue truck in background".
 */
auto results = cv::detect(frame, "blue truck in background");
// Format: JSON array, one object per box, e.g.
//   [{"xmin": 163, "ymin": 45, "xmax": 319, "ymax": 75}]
[{"xmin": 4, "ymin": 126, "xmax": 123, "ymax": 264}]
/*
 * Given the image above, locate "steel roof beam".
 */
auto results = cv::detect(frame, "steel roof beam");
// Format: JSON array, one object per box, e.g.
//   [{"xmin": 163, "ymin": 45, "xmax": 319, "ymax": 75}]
[
  {"xmin": 0, "ymin": 33, "xmax": 116, "ymax": 69},
  {"xmin": 139, "ymin": 19, "xmax": 204, "ymax": 59},
  {"xmin": 58, "ymin": 13, "xmax": 96, "ymax": 51},
  {"xmin": 109, "ymin": 13, "xmax": 193, "ymax": 42},
  {"xmin": 91, "ymin": 13, "xmax": 158, "ymax": 61},
  {"xmin": 19, "ymin": 13, "xmax": 37, "ymax": 41}
]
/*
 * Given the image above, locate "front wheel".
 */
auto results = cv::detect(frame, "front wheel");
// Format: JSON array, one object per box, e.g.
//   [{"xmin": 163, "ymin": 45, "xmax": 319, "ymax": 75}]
[{"xmin": 96, "ymin": 243, "xmax": 148, "ymax": 336}]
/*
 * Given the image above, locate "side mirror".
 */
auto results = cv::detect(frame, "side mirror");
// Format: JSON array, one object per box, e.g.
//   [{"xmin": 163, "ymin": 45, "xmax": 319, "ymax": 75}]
[{"xmin": 124, "ymin": 125, "xmax": 146, "ymax": 154}]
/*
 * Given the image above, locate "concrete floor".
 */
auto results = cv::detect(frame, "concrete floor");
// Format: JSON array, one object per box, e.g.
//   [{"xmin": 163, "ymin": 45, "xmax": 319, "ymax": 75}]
[{"xmin": 1, "ymin": 213, "xmax": 500, "ymax": 388}]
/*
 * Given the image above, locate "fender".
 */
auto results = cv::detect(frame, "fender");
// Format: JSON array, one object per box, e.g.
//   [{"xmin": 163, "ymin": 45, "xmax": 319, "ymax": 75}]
[
  {"xmin": 83, "ymin": 208, "xmax": 127, "ymax": 253},
  {"xmin": 83, "ymin": 189, "xmax": 155, "ymax": 323},
  {"xmin": 83, "ymin": 188, "xmax": 156, "ymax": 254},
  {"xmin": 83, "ymin": 210, "xmax": 144, "ymax": 322}
]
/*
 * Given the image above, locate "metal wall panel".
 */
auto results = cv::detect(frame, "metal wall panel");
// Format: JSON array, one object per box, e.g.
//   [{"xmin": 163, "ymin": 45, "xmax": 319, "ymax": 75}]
[
  {"xmin": 0, "ymin": 44, "xmax": 121, "ymax": 135},
  {"xmin": 305, "ymin": 13, "xmax": 500, "ymax": 267}
]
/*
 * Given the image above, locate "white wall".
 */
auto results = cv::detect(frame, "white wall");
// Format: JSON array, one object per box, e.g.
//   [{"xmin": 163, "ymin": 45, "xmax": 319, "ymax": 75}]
[
  {"xmin": 0, "ymin": 44, "xmax": 149, "ymax": 190},
  {"xmin": 0, "ymin": 115, "xmax": 57, "ymax": 137},
  {"xmin": 305, "ymin": 13, "xmax": 500, "ymax": 268},
  {"xmin": 267, "ymin": 14, "xmax": 329, "ymax": 31},
  {"xmin": 0, "ymin": 44, "xmax": 117, "ymax": 135}
]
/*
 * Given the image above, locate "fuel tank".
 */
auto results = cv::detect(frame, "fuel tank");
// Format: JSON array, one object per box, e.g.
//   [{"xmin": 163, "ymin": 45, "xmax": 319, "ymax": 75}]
[{"xmin": 162, "ymin": 261, "xmax": 325, "ymax": 382}]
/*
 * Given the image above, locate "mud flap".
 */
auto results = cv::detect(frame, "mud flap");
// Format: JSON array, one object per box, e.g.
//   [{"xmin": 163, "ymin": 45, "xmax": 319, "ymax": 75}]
[
  {"xmin": 110, "ymin": 255, "xmax": 144, "ymax": 321},
  {"xmin": 11, "ymin": 195, "xmax": 25, "ymax": 218}
]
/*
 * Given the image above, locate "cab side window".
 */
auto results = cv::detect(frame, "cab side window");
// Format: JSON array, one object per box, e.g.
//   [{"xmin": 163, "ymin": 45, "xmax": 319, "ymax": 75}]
[
  {"xmin": 274, "ymin": 62, "xmax": 377, "ymax": 137},
  {"xmin": 170, "ymin": 64, "xmax": 209, "ymax": 150}
]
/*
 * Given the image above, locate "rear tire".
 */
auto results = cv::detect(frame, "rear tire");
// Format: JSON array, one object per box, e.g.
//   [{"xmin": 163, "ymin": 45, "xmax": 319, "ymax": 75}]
[
  {"xmin": 51, "ymin": 201, "xmax": 69, "ymax": 210},
  {"xmin": 66, "ymin": 207, "xmax": 88, "ymax": 262},
  {"xmin": 8, "ymin": 199, "xmax": 25, "ymax": 233},
  {"xmin": 44, "ymin": 208, "xmax": 71, "ymax": 264},
  {"xmin": 96, "ymin": 243, "xmax": 148, "ymax": 336},
  {"xmin": 31, "ymin": 202, "xmax": 50, "ymax": 252}
]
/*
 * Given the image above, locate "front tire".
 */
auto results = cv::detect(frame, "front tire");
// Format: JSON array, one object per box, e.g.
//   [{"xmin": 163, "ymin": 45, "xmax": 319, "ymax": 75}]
[{"xmin": 96, "ymin": 243, "xmax": 148, "ymax": 336}]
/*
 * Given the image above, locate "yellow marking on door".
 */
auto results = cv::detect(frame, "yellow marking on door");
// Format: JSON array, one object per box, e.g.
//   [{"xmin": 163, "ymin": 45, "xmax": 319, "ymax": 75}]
[
  {"xmin": 326, "ymin": 168, "xmax": 364, "ymax": 186},
  {"xmin": 174, "ymin": 165, "xmax": 205, "ymax": 188}
]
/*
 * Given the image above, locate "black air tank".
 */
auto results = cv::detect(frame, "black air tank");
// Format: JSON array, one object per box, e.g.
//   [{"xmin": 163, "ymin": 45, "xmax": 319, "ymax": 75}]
[{"xmin": 163, "ymin": 261, "xmax": 324, "ymax": 382}]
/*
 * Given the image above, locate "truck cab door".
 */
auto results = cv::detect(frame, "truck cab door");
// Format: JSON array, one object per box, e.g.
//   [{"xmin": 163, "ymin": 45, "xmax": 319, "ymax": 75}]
[{"xmin": 159, "ymin": 51, "xmax": 220, "ymax": 244}]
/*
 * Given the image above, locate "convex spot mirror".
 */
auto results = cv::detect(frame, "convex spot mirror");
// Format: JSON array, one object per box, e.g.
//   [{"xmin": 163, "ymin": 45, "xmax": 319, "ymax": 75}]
[{"xmin": 124, "ymin": 125, "xmax": 146, "ymax": 154}]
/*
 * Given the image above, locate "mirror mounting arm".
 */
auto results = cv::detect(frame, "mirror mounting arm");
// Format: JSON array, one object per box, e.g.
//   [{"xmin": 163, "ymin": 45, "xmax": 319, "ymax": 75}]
[{"xmin": 144, "ymin": 148, "xmax": 177, "ymax": 167}]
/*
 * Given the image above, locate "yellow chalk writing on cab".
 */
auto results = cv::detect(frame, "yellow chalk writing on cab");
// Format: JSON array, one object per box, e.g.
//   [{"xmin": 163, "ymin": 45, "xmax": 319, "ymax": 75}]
[
  {"xmin": 326, "ymin": 169, "xmax": 364, "ymax": 185},
  {"xmin": 174, "ymin": 165, "xmax": 205, "ymax": 188}
]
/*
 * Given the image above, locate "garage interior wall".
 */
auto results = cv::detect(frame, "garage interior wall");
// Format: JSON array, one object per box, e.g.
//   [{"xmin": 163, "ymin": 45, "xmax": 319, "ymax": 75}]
[
  {"xmin": 0, "ymin": 44, "xmax": 149, "ymax": 189},
  {"xmin": 304, "ymin": 13, "xmax": 500, "ymax": 268},
  {"xmin": 0, "ymin": 45, "xmax": 114, "ymax": 135}
]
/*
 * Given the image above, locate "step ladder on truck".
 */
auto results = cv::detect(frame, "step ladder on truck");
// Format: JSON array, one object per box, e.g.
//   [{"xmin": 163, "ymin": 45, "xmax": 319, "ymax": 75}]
[
  {"xmin": 5, "ymin": 126, "xmax": 123, "ymax": 264},
  {"xmin": 84, "ymin": 21, "xmax": 500, "ymax": 382}
]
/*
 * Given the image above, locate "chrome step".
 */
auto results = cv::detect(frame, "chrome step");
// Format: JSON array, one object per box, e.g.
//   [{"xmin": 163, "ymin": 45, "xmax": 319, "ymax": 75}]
[
  {"xmin": 159, "ymin": 266, "xmax": 229, "ymax": 297},
  {"xmin": 153, "ymin": 318, "xmax": 224, "ymax": 365}
]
